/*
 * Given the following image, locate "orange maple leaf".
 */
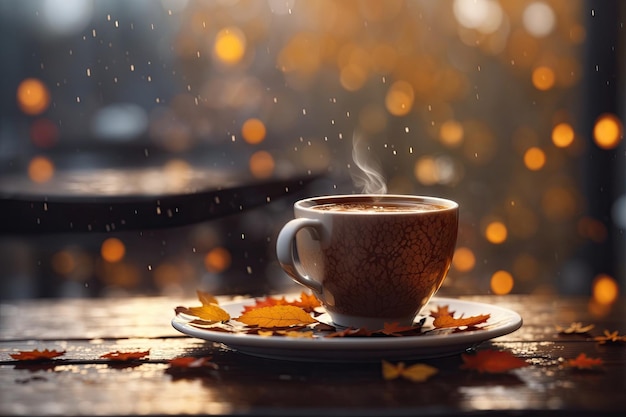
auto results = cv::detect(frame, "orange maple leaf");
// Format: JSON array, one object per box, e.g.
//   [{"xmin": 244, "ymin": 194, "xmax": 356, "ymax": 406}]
[
  {"xmin": 236, "ymin": 305, "xmax": 317, "ymax": 327},
  {"xmin": 10, "ymin": 349, "xmax": 66, "ymax": 361},
  {"xmin": 241, "ymin": 295, "xmax": 289, "ymax": 313},
  {"xmin": 566, "ymin": 353, "xmax": 604, "ymax": 370},
  {"xmin": 100, "ymin": 350, "xmax": 150, "ymax": 361},
  {"xmin": 461, "ymin": 349, "xmax": 528, "ymax": 373},
  {"xmin": 433, "ymin": 313, "xmax": 490, "ymax": 329},
  {"xmin": 556, "ymin": 322, "xmax": 595, "ymax": 335},
  {"xmin": 290, "ymin": 291, "xmax": 322, "ymax": 313},
  {"xmin": 594, "ymin": 329, "xmax": 626, "ymax": 345},
  {"xmin": 382, "ymin": 360, "xmax": 438, "ymax": 382}
]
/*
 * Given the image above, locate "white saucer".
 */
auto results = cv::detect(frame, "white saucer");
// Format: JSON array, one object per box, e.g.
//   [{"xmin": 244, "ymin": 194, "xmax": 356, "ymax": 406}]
[{"xmin": 171, "ymin": 296, "xmax": 522, "ymax": 362}]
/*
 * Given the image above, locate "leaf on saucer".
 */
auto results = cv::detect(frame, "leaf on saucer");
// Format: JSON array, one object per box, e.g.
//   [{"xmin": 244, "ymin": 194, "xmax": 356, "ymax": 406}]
[
  {"xmin": 196, "ymin": 290, "xmax": 219, "ymax": 306},
  {"xmin": 236, "ymin": 305, "xmax": 317, "ymax": 328},
  {"xmin": 186, "ymin": 304, "xmax": 231, "ymax": 322},
  {"xmin": 290, "ymin": 291, "xmax": 322, "ymax": 313},
  {"xmin": 382, "ymin": 360, "xmax": 438, "ymax": 382},
  {"xmin": 566, "ymin": 353, "xmax": 603, "ymax": 370},
  {"xmin": 241, "ymin": 295, "xmax": 289, "ymax": 313},
  {"xmin": 461, "ymin": 349, "xmax": 528, "ymax": 373},
  {"xmin": 10, "ymin": 349, "xmax": 66, "ymax": 361},
  {"xmin": 430, "ymin": 304, "xmax": 490, "ymax": 329}
]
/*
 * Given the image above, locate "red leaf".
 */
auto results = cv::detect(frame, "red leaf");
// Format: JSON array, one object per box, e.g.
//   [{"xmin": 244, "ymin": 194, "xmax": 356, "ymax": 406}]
[
  {"xmin": 168, "ymin": 356, "xmax": 217, "ymax": 369},
  {"xmin": 100, "ymin": 350, "xmax": 150, "ymax": 361},
  {"xmin": 461, "ymin": 349, "xmax": 528, "ymax": 373},
  {"xmin": 10, "ymin": 349, "xmax": 66, "ymax": 361},
  {"xmin": 566, "ymin": 353, "xmax": 604, "ymax": 370}
]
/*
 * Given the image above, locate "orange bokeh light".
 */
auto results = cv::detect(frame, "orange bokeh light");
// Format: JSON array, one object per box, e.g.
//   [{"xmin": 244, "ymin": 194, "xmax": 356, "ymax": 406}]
[
  {"xmin": 249, "ymin": 150, "xmax": 275, "ymax": 179},
  {"xmin": 241, "ymin": 118, "xmax": 267, "ymax": 144},
  {"xmin": 204, "ymin": 247, "xmax": 232, "ymax": 273},
  {"xmin": 531, "ymin": 66, "xmax": 555, "ymax": 91},
  {"xmin": 101, "ymin": 238, "xmax": 126, "ymax": 263},
  {"xmin": 491, "ymin": 270, "xmax": 514, "ymax": 295},
  {"xmin": 17, "ymin": 78, "xmax": 51, "ymax": 115},
  {"xmin": 485, "ymin": 221, "xmax": 508, "ymax": 244},
  {"xmin": 593, "ymin": 113, "xmax": 623, "ymax": 150},
  {"xmin": 523, "ymin": 146, "xmax": 546, "ymax": 171},
  {"xmin": 213, "ymin": 27, "xmax": 246, "ymax": 65},
  {"xmin": 592, "ymin": 274, "xmax": 618, "ymax": 305},
  {"xmin": 27, "ymin": 156, "xmax": 55, "ymax": 183},
  {"xmin": 452, "ymin": 247, "xmax": 476, "ymax": 272},
  {"xmin": 551, "ymin": 122, "xmax": 575, "ymax": 148}
]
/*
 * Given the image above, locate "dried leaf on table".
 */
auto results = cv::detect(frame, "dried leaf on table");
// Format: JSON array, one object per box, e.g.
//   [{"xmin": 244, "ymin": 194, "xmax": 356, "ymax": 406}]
[
  {"xmin": 382, "ymin": 360, "xmax": 438, "ymax": 382},
  {"xmin": 594, "ymin": 329, "xmax": 626, "ymax": 345},
  {"xmin": 100, "ymin": 350, "xmax": 150, "ymax": 361},
  {"xmin": 566, "ymin": 353, "xmax": 604, "ymax": 370},
  {"xmin": 236, "ymin": 305, "xmax": 317, "ymax": 327},
  {"xmin": 556, "ymin": 322, "xmax": 595, "ymax": 335},
  {"xmin": 461, "ymin": 349, "xmax": 528, "ymax": 373},
  {"xmin": 10, "ymin": 349, "xmax": 66, "ymax": 361},
  {"xmin": 168, "ymin": 356, "xmax": 217, "ymax": 369}
]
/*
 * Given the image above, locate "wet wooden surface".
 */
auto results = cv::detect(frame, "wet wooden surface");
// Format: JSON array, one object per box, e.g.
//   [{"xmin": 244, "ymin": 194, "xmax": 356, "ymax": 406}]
[{"xmin": 1, "ymin": 294, "xmax": 624, "ymax": 416}]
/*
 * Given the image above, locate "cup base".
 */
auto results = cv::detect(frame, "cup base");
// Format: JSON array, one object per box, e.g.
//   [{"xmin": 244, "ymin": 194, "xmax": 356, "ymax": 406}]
[{"xmin": 328, "ymin": 311, "xmax": 416, "ymax": 330}]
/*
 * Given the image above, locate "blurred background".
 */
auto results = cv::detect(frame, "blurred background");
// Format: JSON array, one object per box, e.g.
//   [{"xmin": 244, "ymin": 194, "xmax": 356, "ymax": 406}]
[{"xmin": 0, "ymin": 1, "xmax": 623, "ymax": 314}]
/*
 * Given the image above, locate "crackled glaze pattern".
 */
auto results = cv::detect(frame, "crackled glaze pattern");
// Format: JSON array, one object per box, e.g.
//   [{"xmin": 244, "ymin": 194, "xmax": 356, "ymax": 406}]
[{"xmin": 294, "ymin": 197, "xmax": 458, "ymax": 324}]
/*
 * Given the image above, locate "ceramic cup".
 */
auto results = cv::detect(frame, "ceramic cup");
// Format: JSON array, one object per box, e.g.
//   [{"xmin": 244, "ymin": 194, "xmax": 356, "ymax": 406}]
[{"xmin": 276, "ymin": 194, "xmax": 459, "ymax": 329}]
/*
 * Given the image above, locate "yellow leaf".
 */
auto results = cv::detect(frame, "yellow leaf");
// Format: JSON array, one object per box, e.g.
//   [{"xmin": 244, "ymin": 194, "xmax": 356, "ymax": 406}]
[
  {"xmin": 382, "ymin": 360, "xmax": 438, "ymax": 383},
  {"xmin": 196, "ymin": 290, "xmax": 219, "ymax": 306},
  {"xmin": 278, "ymin": 330, "xmax": 315, "ymax": 339},
  {"xmin": 187, "ymin": 304, "xmax": 230, "ymax": 322},
  {"xmin": 236, "ymin": 305, "xmax": 317, "ymax": 327}
]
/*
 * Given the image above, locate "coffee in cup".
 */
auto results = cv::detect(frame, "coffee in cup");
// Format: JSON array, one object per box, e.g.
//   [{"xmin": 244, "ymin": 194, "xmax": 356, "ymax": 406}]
[{"xmin": 276, "ymin": 194, "xmax": 458, "ymax": 329}]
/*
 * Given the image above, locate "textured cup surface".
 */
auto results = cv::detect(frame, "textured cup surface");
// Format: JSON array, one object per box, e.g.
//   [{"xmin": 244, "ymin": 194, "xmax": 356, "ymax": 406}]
[{"xmin": 276, "ymin": 194, "xmax": 458, "ymax": 328}]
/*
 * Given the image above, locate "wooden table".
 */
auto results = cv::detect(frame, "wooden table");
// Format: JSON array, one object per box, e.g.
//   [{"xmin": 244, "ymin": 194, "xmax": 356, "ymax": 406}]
[{"xmin": 1, "ymin": 294, "xmax": 624, "ymax": 416}]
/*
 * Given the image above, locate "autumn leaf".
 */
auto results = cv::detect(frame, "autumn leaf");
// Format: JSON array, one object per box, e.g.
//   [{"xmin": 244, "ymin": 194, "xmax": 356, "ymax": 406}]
[
  {"xmin": 236, "ymin": 305, "xmax": 317, "ymax": 327},
  {"xmin": 10, "ymin": 349, "xmax": 66, "ymax": 361},
  {"xmin": 461, "ymin": 349, "xmax": 528, "ymax": 373},
  {"xmin": 168, "ymin": 356, "xmax": 217, "ymax": 369},
  {"xmin": 566, "ymin": 353, "xmax": 603, "ymax": 370},
  {"xmin": 196, "ymin": 290, "xmax": 219, "ymax": 306},
  {"xmin": 241, "ymin": 295, "xmax": 288, "ymax": 313},
  {"xmin": 594, "ymin": 329, "xmax": 626, "ymax": 345},
  {"xmin": 186, "ymin": 304, "xmax": 231, "ymax": 322},
  {"xmin": 100, "ymin": 350, "xmax": 150, "ymax": 361},
  {"xmin": 556, "ymin": 322, "xmax": 595, "ymax": 335},
  {"xmin": 290, "ymin": 291, "xmax": 322, "ymax": 313},
  {"xmin": 382, "ymin": 360, "xmax": 438, "ymax": 382},
  {"xmin": 276, "ymin": 330, "xmax": 315, "ymax": 339},
  {"xmin": 433, "ymin": 313, "xmax": 490, "ymax": 329}
]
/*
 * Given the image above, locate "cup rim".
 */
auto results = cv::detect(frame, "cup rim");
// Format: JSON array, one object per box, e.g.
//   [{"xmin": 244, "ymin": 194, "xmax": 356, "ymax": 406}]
[{"xmin": 294, "ymin": 194, "xmax": 459, "ymax": 213}]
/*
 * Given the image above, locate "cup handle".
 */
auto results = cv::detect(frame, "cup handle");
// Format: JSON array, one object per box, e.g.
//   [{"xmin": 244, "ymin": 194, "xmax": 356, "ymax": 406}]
[{"xmin": 276, "ymin": 218, "xmax": 324, "ymax": 295}]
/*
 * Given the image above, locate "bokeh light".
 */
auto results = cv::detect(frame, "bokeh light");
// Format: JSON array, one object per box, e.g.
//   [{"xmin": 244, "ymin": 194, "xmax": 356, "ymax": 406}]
[
  {"xmin": 385, "ymin": 80, "xmax": 414, "ymax": 116},
  {"xmin": 592, "ymin": 274, "xmax": 618, "ymax": 305},
  {"xmin": 485, "ymin": 221, "xmax": 508, "ymax": 244},
  {"xmin": 593, "ymin": 113, "xmax": 623, "ymax": 150},
  {"xmin": 551, "ymin": 122, "xmax": 575, "ymax": 148},
  {"xmin": 241, "ymin": 118, "xmax": 267, "ymax": 144},
  {"xmin": 523, "ymin": 146, "xmax": 546, "ymax": 170},
  {"xmin": 101, "ymin": 238, "xmax": 126, "ymax": 263},
  {"xmin": 531, "ymin": 66, "xmax": 555, "ymax": 90},
  {"xmin": 213, "ymin": 27, "xmax": 246, "ymax": 65},
  {"xmin": 27, "ymin": 156, "xmax": 55, "ymax": 183},
  {"xmin": 452, "ymin": 247, "xmax": 476, "ymax": 272},
  {"xmin": 491, "ymin": 270, "xmax": 514, "ymax": 295},
  {"xmin": 204, "ymin": 247, "xmax": 232, "ymax": 273},
  {"xmin": 17, "ymin": 78, "xmax": 51, "ymax": 115},
  {"xmin": 249, "ymin": 150, "xmax": 275, "ymax": 179}
]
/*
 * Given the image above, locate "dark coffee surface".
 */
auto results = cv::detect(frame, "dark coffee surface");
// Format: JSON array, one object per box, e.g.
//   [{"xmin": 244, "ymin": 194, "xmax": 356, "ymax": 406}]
[{"xmin": 311, "ymin": 201, "xmax": 445, "ymax": 212}]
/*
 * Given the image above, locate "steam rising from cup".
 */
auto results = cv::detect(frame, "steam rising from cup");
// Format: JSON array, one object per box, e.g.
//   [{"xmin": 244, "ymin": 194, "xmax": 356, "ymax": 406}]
[{"xmin": 351, "ymin": 132, "xmax": 387, "ymax": 194}]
